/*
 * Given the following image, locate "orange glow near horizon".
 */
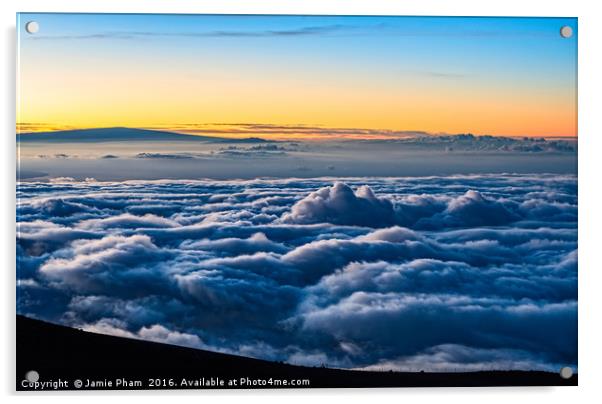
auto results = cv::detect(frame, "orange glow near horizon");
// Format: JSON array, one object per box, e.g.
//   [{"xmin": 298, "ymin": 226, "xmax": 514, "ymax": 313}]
[{"xmin": 16, "ymin": 63, "xmax": 577, "ymax": 138}]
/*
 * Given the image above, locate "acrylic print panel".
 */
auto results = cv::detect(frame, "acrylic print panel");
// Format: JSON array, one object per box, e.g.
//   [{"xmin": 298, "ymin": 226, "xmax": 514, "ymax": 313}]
[{"xmin": 16, "ymin": 14, "xmax": 578, "ymax": 390}]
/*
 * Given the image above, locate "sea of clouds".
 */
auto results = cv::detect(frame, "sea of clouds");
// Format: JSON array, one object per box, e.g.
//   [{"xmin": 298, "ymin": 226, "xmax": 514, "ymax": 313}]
[{"xmin": 16, "ymin": 174, "xmax": 577, "ymax": 372}]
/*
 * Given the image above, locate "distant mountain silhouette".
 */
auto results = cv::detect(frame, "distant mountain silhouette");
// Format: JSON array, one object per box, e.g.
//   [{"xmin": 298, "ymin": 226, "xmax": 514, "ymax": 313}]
[
  {"xmin": 16, "ymin": 315, "xmax": 576, "ymax": 390},
  {"xmin": 17, "ymin": 127, "xmax": 272, "ymax": 143}
]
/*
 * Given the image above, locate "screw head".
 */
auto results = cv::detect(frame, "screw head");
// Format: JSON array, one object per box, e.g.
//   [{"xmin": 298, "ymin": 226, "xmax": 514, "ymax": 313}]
[
  {"xmin": 25, "ymin": 370, "xmax": 39, "ymax": 382},
  {"xmin": 560, "ymin": 26, "xmax": 573, "ymax": 38},
  {"xmin": 560, "ymin": 366, "xmax": 573, "ymax": 379},
  {"xmin": 25, "ymin": 21, "xmax": 39, "ymax": 34}
]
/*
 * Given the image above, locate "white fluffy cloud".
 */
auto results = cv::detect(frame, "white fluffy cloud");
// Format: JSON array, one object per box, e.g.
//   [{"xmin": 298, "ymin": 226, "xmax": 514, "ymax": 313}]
[
  {"xmin": 40, "ymin": 234, "xmax": 173, "ymax": 293},
  {"xmin": 83, "ymin": 318, "xmax": 203, "ymax": 349},
  {"xmin": 17, "ymin": 175, "xmax": 577, "ymax": 371},
  {"xmin": 282, "ymin": 182, "xmax": 397, "ymax": 227}
]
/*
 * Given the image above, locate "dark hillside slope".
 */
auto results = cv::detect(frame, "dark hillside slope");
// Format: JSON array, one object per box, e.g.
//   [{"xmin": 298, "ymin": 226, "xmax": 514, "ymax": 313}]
[{"xmin": 16, "ymin": 315, "xmax": 576, "ymax": 390}]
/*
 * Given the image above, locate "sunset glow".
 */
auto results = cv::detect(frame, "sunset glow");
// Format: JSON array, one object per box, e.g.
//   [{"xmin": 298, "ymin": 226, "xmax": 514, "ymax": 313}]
[{"xmin": 17, "ymin": 14, "xmax": 577, "ymax": 138}]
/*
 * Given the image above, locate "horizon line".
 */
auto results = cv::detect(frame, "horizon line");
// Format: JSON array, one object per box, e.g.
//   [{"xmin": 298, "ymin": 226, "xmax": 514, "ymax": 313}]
[{"xmin": 15, "ymin": 123, "xmax": 578, "ymax": 140}]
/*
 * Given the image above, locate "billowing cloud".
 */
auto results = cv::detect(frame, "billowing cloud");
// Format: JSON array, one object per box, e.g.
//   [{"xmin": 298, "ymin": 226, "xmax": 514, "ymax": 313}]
[
  {"xmin": 78, "ymin": 213, "xmax": 180, "ymax": 230},
  {"xmin": 16, "ymin": 174, "xmax": 577, "ymax": 371},
  {"xmin": 359, "ymin": 344, "xmax": 567, "ymax": 372},
  {"xmin": 180, "ymin": 232, "xmax": 288, "ymax": 255},
  {"xmin": 282, "ymin": 182, "xmax": 396, "ymax": 227},
  {"xmin": 82, "ymin": 318, "xmax": 203, "ymax": 349},
  {"xmin": 296, "ymin": 291, "xmax": 576, "ymax": 369},
  {"xmin": 282, "ymin": 183, "xmax": 523, "ymax": 229},
  {"xmin": 39, "ymin": 235, "xmax": 174, "ymax": 294},
  {"xmin": 417, "ymin": 190, "xmax": 519, "ymax": 228}
]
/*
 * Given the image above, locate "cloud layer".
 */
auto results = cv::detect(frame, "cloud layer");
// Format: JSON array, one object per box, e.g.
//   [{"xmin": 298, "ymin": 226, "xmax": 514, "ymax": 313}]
[{"xmin": 17, "ymin": 174, "xmax": 577, "ymax": 371}]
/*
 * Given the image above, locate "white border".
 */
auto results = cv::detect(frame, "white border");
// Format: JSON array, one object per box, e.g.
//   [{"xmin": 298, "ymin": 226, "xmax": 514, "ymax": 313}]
[{"xmin": 2, "ymin": 1, "xmax": 600, "ymax": 403}]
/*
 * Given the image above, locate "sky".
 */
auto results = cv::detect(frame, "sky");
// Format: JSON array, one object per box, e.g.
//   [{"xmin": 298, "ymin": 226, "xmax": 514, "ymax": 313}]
[{"xmin": 17, "ymin": 14, "xmax": 577, "ymax": 138}]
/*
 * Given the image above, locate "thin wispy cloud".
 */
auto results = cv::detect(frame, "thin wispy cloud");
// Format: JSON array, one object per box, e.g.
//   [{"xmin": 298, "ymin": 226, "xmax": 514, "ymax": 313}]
[
  {"xmin": 28, "ymin": 24, "xmax": 352, "ymax": 41},
  {"xmin": 148, "ymin": 123, "xmax": 432, "ymax": 140},
  {"xmin": 17, "ymin": 122, "xmax": 76, "ymax": 133}
]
